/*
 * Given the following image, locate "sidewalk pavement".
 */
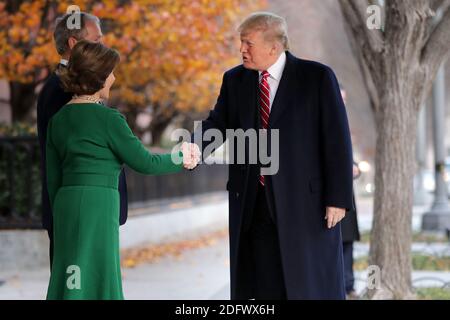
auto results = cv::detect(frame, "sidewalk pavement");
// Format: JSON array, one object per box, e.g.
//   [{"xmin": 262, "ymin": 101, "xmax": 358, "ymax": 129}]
[
  {"xmin": 0, "ymin": 192, "xmax": 230, "ymax": 300},
  {"xmin": 356, "ymin": 195, "xmax": 434, "ymax": 232},
  {"xmin": 1, "ymin": 195, "xmax": 449, "ymax": 300},
  {"xmin": 2, "ymin": 230, "xmax": 449, "ymax": 299},
  {"xmin": 0, "ymin": 236, "xmax": 230, "ymax": 300}
]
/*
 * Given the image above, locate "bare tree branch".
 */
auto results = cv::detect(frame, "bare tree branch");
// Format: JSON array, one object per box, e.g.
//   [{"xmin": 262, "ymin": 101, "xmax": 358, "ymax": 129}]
[
  {"xmin": 338, "ymin": 0, "xmax": 384, "ymax": 112},
  {"xmin": 385, "ymin": 0, "xmax": 432, "ymax": 63},
  {"xmin": 431, "ymin": 0, "xmax": 450, "ymax": 12},
  {"xmin": 341, "ymin": 20, "xmax": 380, "ymax": 113},
  {"xmin": 339, "ymin": 0, "xmax": 384, "ymax": 54},
  {"xmin": 421, "ymin": 7, "xmax": 450, "ymax": 74},
  {"xmin": 424, "ymin": 0, "xmax": 450, "ymax": 43}
]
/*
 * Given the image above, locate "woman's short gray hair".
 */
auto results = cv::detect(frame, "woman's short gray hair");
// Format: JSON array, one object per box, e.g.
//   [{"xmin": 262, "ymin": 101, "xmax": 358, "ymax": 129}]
[
  {"xmin": 238, "ymin": 12, "xmax": 290, "ymax": 50},
  {"xmin": 53, "ymin": 12, "xmax": 100, "ymax": 55}
]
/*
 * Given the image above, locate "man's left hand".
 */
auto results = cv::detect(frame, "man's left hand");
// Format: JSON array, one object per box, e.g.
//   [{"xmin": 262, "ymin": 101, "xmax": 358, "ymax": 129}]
[{"xmin": 325, "ymin": 207, "xmax": 346, "ymax": 229}]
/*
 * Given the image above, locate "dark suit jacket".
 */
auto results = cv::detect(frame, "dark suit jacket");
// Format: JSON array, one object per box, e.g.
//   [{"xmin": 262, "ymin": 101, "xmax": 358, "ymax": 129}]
[
  {"xmin": 37, "ymin": 64, "xmax": 128, "ymax": 230},
  {"xmin": 194, "ymin": 52, "xmax": 353, "ymax": 299}
]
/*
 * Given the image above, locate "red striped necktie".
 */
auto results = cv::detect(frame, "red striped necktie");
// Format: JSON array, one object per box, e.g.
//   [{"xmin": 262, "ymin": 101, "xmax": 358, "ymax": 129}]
[{"xmin": 259, "ymin": 70, "xmax": 270, "ymax": 186}]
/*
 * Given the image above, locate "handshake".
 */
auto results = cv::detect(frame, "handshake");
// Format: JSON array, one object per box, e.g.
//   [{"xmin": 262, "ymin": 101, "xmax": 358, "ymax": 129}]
[{"xmin": 181, "ymin": 142, "xmax": 201, "ymax": 170}]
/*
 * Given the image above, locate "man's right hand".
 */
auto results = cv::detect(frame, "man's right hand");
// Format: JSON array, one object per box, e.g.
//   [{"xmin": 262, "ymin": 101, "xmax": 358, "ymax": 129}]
[{"xmin": 181, "ymin": 142, "xmax": 201, "ymax": 170}]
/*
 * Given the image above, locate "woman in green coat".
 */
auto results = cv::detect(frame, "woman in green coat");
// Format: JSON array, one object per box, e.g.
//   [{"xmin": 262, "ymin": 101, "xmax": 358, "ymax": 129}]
[{"xmin": 45, "ymin": 41, "xmax": 198, "ymax": 300}]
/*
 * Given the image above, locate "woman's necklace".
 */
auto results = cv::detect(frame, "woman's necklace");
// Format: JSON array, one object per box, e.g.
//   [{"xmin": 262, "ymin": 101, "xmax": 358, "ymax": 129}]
[{"xmin": 72, "ymin": 94, "xmax": 102, "ymax": 104}]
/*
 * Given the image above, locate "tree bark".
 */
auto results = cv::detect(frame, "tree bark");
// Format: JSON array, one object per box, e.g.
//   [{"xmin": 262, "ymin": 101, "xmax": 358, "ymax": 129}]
[
  {"xmin": 369, "ymin": 88, "xmax": 418, "ymax": 299},
  {"xmin": 339, "ymin": 0, "xmax": 450, "ymax": 299}
]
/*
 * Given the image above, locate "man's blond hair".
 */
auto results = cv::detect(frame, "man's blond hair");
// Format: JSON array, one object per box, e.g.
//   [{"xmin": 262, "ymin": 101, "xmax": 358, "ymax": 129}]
[{"xmin": 238, "ymin": 12, "xmax": 290, "ymax": 50}]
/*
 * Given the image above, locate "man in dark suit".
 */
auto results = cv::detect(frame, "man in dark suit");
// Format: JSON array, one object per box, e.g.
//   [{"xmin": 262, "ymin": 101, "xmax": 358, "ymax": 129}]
[
  {"xmin": 341, "ymin": 162, "xmax": 361, "ymax": 298},
  {"xmin": 193, "ymin": 12, "xmax": 353, "ymax": 299},
  {"xmin": 37, "ymin": 12, "xmax": 128, "ymax": 269},
  {"xmin": 340, "ymin": 88, "xmax": 361, "ymax": 299}
]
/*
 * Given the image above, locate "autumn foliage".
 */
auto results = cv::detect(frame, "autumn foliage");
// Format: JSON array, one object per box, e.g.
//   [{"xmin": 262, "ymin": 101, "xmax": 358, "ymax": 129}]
[{"xmin": 0, "ymin": 0, "xmax": 265, "ymax": 143}]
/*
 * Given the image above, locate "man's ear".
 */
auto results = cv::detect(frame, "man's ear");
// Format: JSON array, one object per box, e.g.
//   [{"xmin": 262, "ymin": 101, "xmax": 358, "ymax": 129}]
[
  {"xmin": 270, "ymin": 43, "xmax": 280, "ymax": 56},
  {"xmin": 68, "ymin": 37, "xmax": 78, "ymax": 50}
]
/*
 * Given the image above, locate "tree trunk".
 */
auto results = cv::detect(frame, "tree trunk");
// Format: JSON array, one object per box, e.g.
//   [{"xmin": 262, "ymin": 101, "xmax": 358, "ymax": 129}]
[
  {"xmin": 9, "ymin": 81, "xmax": 37, "ymax": 123},
  {"xmin": 368, "ymin": 87, "xmax": 418, "ymax": 299},
  {"xmin": 121, "ymin": 104, "xmax": 175, "ymax": 146},
  {"xmin": 147, "ymin": 101, "xmax": 178, "ymax": 146},
  {"xmin": 149, "ymin": 114, "xmax": 176, "ymax": 146},
  {"xmin": 339, "ymin": 0, "xmax": 450, "ymax": 299}
]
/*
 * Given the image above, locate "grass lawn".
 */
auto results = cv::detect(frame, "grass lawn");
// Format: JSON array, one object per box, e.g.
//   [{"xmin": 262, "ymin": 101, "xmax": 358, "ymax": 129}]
[
  {"xmin": 354, "ymin": 254, "xmax": 450, "ymax": 271},
  {"xmin": 416, "ymin": 287, "xmax": 450, "ymax": 300},
  {"xmin": 359, "ymin": 231, "xmax": 449, "ymax": 243}
]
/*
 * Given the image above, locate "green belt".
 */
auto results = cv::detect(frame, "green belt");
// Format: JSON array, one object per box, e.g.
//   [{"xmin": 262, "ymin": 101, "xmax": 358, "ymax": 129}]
[{"xmin": 62, "ymin": 173, "xmax": 118, "ymax": 189}]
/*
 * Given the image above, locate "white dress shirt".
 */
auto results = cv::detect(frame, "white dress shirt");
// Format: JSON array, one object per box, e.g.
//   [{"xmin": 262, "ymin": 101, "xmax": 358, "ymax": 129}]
[{"xmin": 258, "ymin": 51, "xmax": 287, "ymax": 111}]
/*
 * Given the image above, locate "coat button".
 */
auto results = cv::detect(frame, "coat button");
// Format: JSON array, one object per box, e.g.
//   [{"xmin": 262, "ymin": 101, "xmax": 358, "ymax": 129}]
[{"xmin": 236, "ymin": 192, "xmax": 240, "ymax": 198}]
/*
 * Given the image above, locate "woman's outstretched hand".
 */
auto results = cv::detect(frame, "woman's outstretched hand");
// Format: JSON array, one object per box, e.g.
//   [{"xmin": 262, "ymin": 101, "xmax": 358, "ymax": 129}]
[{"xmin": 181, "ymin": 142, "xmax": 201, "ymax": 170}]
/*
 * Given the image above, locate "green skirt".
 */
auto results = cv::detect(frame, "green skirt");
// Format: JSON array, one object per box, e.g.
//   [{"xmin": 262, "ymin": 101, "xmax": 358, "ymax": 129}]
[{"xmin": 46, "ymin": 183, "xmax": 124, "ymax": 300}]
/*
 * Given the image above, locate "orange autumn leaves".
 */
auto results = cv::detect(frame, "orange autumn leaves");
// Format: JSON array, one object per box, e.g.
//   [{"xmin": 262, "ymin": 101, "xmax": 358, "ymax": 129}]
[
  {"xmin": 0, "ymin": 1, "xmax": 59, "ymax": 83},
  {"xmin": 0, "ymin": 0, "xmax": 265, "ymax": 114},
  {"xmin": 121, "ymin": 229, "xmax": 228, "ymax": 268}
]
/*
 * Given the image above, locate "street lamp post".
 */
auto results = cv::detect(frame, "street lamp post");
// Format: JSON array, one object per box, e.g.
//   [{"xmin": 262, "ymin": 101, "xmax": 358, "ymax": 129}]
[
  {"xmin": 414, "ymin": 103, "xmax": 429, "ymax": 205},
  {"xmin": 422, "ymin": 64, "xmax": 450, "ymax": 231}
]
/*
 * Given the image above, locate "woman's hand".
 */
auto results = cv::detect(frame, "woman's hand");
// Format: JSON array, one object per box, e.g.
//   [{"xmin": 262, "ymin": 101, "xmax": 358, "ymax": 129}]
[{"xmin": 181, "ymin": 142, "xmax": 201, "ymax": 170}]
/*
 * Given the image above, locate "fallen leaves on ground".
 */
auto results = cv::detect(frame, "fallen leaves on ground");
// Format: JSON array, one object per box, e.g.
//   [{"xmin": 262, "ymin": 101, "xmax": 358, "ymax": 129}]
[{"xmin": 120, "ymin": 229, "xmax": 228, "ymax": 268}]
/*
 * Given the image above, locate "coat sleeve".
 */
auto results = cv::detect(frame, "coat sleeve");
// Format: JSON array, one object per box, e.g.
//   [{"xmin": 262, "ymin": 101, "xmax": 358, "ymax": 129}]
[
  {"xmin": 46, "ymin": 119, "xmax": 62, "ymax": 210},
  {"xmin": 106, "ymin": 109, "xmax": 183, "ymax": 175},
  {"xmin": 319, "ymin": 67, "xmax": 354, "ymax": 211},
  {"xmin": 191, "ymin": 72, "xmax": 229, "ymax": 157}
]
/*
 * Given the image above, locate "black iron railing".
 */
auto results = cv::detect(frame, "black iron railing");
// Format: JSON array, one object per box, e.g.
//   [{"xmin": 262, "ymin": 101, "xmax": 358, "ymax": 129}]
[
  {"xmin": 0, "ymin": 136, "xmax": 42, "ymax": 229},
  {"xmin": 124, "ymin": 164, "xmax": 227, "ymax": 206}
]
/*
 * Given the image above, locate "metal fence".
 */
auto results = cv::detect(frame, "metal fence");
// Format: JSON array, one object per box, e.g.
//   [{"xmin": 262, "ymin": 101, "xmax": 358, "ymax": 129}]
[
  {"xmin": 0, "ymin": 136, "xmax": 41, "ymax": 229},
  {"xmin": 125, "ymin": 164, "xmax": 227, "ymax": 206},
  {"xmin": 0, "ymin": 136, "xmax": 228, "ymax": 229}
]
